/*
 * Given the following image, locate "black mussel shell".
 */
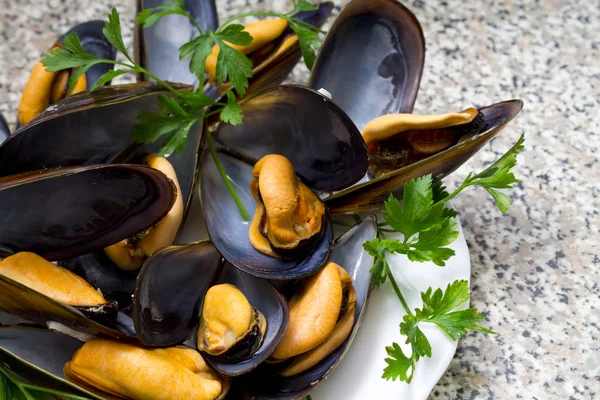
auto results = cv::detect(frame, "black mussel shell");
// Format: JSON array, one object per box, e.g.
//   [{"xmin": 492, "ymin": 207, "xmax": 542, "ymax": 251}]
[
  {"xmin": 238, "ymin": 2, "xmax": 334, "ymax": 100},
  {"xmin": 198, "ymin": 262, "xmax": 289, "ymax": 376},
  {"xmin": 202, "ymin": 85, "xmax": 367, "ymax": 280},
  {"xmin": 324, "ymin": 100, "xmax": 524, "ymax": 214},
  {"xmin": 2, "ymin": 83, "xmax": 189, "ymax": 177},
  {"xmin": 135, "ymin": 0, "xmax": 218, "ymax": 85},
  {"xmin": 0, "ymin": 164, "xmax": 176, "ymax": 260},
  {"xmin": 59, "ymin": 20, "xmax": 117, "ymax": 88},
  {"xmin": 133, "ymin": 241, "xmax": 222, "ymax": 347},
  {"xmin": 200, "ymin": 150, "xmax": 333, "ymax": 280},
  {"xmin": 58, "ymin": 251, "xmax": 139, "ymax": 310},
  {"xmin": 0, "ymin": 113, "xmax": 9, "ymax": 143},
  {"xmin": 212, "ymin": 85, "xmax": 367, "ymax": 191},
  {"xmin": 1, "ymin": 83, "xmax": 201, "ymax": 216},
  {"xmin": 309, "ymin": 0, "xmax": 425, "ymax": 131},
  {"xmin": 239, "ymin": 216, "xmax": 377, "ymax": 399},
  {"xmin": 0, "ymin": 273, "xmax": 135, "ymax": 339},
  {"xmin": 0, "ymin": 326, "xmax": 104, "ymax": 399}
]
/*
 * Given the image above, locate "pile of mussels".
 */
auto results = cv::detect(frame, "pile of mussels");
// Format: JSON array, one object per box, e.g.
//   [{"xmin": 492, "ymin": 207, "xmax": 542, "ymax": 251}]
[{"xmin": 0, "ymin": 0, "xmax": 523, "ymax": 399}]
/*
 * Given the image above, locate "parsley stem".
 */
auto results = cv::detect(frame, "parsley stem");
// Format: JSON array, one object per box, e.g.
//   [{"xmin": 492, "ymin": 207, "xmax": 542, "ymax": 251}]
[
  {"xmin": 0, "ymin": 364, "xmax": 91, "ymax": 400},
  {"xmin": 386, "ymin": 263, "xmax": 412, "ymax": 316},
  {"xmin": 218, "ymin": 12, "xmax": 325, "ymax": 34},
  {"xmin": 433, "ymin": 174, "xmax": 472, "ymax": 207},
  {"xmin": 135, "ymin": 67, "xmax": 182, "ymax": 98},
  {"xmin": 206, "ymin": 131, "xmax": 249, "ymax": 221}
]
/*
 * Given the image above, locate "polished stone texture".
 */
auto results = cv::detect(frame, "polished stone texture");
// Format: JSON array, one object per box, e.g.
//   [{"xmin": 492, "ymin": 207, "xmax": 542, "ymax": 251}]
[{"xmin": 0, "ymin": 0, "xmax": 597, "ymax": 398}]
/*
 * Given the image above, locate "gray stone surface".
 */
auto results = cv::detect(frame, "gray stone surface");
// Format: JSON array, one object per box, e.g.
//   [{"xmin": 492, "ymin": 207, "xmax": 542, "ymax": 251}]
[{"xmin": 0, "ymin": 0, "xmax": 598, "ymax": 398}]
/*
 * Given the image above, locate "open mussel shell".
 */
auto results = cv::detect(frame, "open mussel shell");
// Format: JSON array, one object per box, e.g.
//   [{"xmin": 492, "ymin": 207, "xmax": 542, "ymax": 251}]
[
  {"xmin": 201, "ymin": 85, "xmax": 367, "ymax": 279},
  {"xmin": 309, "ymin": 0, "xmax": 425, "ymax": 131},
  {"xmin": 59, "ymin": 20, "xmax": 117, "ymax": 88},
  {"xmin": 2, "ymin": 82, "xmax": 201, "ymax": 215},
  {"xmin": 0, "ymin": 268, "xmax": 136, "ymax": 338},
  {"xmin": 239, "ymin": 216, "xmax": 377, "ymax": 399},
  {"xmin": 15, "ymin": 21, "xmax": 117, "ymax": 130},
  {"xmin": 58, "ymin": 251, "xmax": 139, "ymax": 309},
  {"xmin": 135, "ymin": 0, "xmax": 218, "ymax": 84},
  {"xmin": 212, "ymin": 85, "xmax": 367, "ymax": 191},
  {"xmin": 200, "ymin": 150, "xmax": 333, "ymax": 280},
  {"xmin": 324, "ymin": 100, "xmax": 524, "ymax": 214},
  {"xmin": 204, "ymin": 3, "xmax": 334, "ymax": 101},
  {"xmin": 0, "ymin": 164, "xmax": 175, "ymax": 260},
  {"xmin": 198, "ymin": 262, "xmax": 289, "ymax": 376},
  {"xmin": 133, "ymin": 241, "xmax": 222, "ymax": 346},
  {"xmin": 0, "ymin": 326, "xmax": 104, "ymax": 399},
  {"xmin": 241, "ymin": 2, "xmax": 334, "ymax": 100}
]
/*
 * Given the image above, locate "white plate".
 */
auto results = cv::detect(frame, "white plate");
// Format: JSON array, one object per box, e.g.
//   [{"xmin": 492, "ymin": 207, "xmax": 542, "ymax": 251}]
[
  {"xmin": 179, "ymin": 190, "xmax": 471, "ymax": 400},
  {"xmin": 311, "ymin": 215, "xmax": 470, "ymax": 400}
]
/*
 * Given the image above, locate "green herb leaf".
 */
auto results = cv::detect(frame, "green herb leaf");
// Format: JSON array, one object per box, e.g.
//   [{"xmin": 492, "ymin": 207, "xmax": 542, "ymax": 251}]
[
  {"xmin": 88, "ymin": 69, "xmax": 130, "ymax": 92},
  {"xmin": 157, "ymin": 94, "xmax": 190, "ymax": 118},
  {"xmin": 293, "ymin": 0, "xmax": 319, "ymax": 12},
  {"xmin": 382, "ymin": 343, "xmax": 416, "ymax": 383},
  {"xmin": 131, "ymin": 112, "xmax": 192, "ymax": 144},
  {"xmin": 179, "ymin": 34, "xmax": 214, "ymax": 79},
  {"xmin": 41, "ymin": 37, "xmax": 98, "ymax": 72},
  {"xmin": 137, "ymin": 0, "xmax": 189, "ymax": 29},
  {"xmin": 400, "ymin": 314, "xmax": 432, "ymax": 358},
  {"xmin": 290, "ymin": 23, "xmax": 320, "ymax": 70},
  {"xmin": 407, "ymin": 217, "xmax": 458, "ymax": 266},
  {"xmin": 159, "ymin": 121, "xmax": 194, "ymax": 156},
  {"xmin": 178, "ymin": 91, "xmax": 218, "ymax": 109},
  {"xmin": 217, "ymin": 24, "xmax": 253, "ymax": 46},
  {"xmin": 220, "ymin": 91, "xmax": 243, "ymax": 125},
  {"xmin": 103, "ymin": 8, "xmax": 133, "ymax": 63},
  {"xmin": 213, "ymin": 37, "xmax": 253, "ymax": 95}
]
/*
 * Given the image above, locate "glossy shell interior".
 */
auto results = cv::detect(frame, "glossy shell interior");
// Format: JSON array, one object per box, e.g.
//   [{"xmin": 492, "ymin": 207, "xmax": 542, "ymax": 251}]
[
  {"xmin": 135, "ymin": 0, "xmax": 218, "ymax": 85},
  {"xmin": 239, "ymin": 216, "xmax": 377, "ymax": 399},
  {"xmin": 324, "ymin": 100, "xmax": 525, "ymax": 214},
  {"xmin": 309, "ymin": 0, "xmax": 425, "ymax": 130},
  {"xmin": 0, "ymin": 164, "xmax": 176, "ymax": 260}
]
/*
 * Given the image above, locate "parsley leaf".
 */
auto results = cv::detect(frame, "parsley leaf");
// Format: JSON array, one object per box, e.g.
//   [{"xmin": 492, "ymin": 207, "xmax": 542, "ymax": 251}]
[
  {"xmin": 88, "ymin": 69, "xmax": 130, "ymax": 91},
  {"xmin": 211, "ymin": 34, "xmax": 253, "ymax": 95},
  {"xmin": 137, "ymin": 0, "xmax": 188, "ymax": 29},
  {"xmin": 179, "ymin": 34, "xmax": 214, "ymax": 79},
  {"xmin": 291, "ymin": 23, "xmax": 321, "ymax": 70},
  {"xmin": 465, "ymin": 134, "xmax": 525, "ymax": 212},
  {"xmin": 383, "ymin": 343, "xmax": 416, "ymax": 383},
  {"xmin": 382, "ymin": 280, "xmax": 494, "ymax": 383},
  {"xmin": 103, "ymin": 8, "xmax": 133, "ymax": 63},
  {"xmin": 41, "ymin": 34, "xmax": 98, "ymax": 71},
  {"xmin": 220, "ymin": 91, "xmax": 243, "ymax": 125},
  {"xmin": 217, "ymin": 24, "xmax": 253, "ymax": 46},
  {"xmin": 292, "ymin": 0, "xmax": 319, "ymax": 12}
]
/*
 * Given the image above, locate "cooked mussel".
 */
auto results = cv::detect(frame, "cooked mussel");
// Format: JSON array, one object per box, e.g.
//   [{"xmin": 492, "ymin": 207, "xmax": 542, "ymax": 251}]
[
  {"xmin": 364, "ymin": 108, "xmax": 486, "ymax": 177},
  {"xmin": 309, "ymin": 0, "xmax": 425, "ymax": 130},
  {"xmin": 1, "ymin": 83, "xmax": 201, "ymax": 216},
  {"xmin": 197, "ymin": 284, "xmax": 266, "ymax": 361},
  {"xmin": 249, "ymin": 154, "xmax": 325, "ymax": 259},
  {"xmin": 17, "ymin": 21, "xmax": 116, "ymax": 126},
  {"xmin": 240, "ymin": 216, "xmax": 376, "ymax": 399},
  {"xmin": 270, "ymin": 262, "xmax": 355, "ymax": 376},
  {"xmin": 0, "ymin": 252, "xmax": 117, "ymax": 324},
  {"xmin": 104, "ymin": 154, "xmax": 184, "ymax": 270},
  {"xmin": 64, "ymin": 338, "xmax": 228, "ymax": 400},
  {"xmin": 200, "ymin": 85, "xmax": 367, "ymax": 279},
  {"xmin": 324, "ymin": 100, "xmax": 524, "ymax": 214},
  {"xmin": 135, "ymin": 0, "xmax": 218, "ymax": 84},
  {"xmin": 204, "ymin": 3, "xmax": 333, "ymax": 99},
  {"xmin": 134, "ymin": 242, "xmax": 289, "ymax": 376}
]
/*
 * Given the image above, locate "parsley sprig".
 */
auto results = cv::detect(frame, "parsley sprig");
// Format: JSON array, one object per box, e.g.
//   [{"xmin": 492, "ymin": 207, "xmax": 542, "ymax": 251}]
[
  {"xmin": 40, "ymin": 0, "xmax": 324, "ymax": 220},
  {"xmin": 0, "ymin": 363, "xmax": 90, "ymax": 400},
  {"xmin": 363, "ymin": 134, "xmax": 524, "ymax": 383}
]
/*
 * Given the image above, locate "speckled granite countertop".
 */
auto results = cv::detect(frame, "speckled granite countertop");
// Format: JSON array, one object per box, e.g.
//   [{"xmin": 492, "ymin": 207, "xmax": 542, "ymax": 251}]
[{"xmin": 0, "ymin": 0, "xmax": 598, "ymax": 398}]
